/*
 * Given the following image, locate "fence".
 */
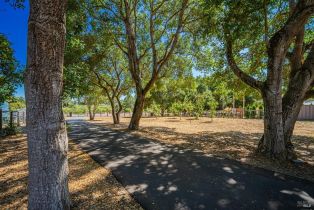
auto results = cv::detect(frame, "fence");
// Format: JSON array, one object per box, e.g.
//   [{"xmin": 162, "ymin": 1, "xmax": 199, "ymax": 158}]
[
  {"xmin": 298, "ymin": 105, "xmax": 314, "ymax": 120},
  {"xmin": 0, "ymin": 109, "xmax": 26, "ymax": 130},
  {"xmin": 67, "ymin": 106, "xmax": 314, "ymax": 121},
  {"xmin": 69, "ymin": 109, "xmax": 264, "ymax": 119}
]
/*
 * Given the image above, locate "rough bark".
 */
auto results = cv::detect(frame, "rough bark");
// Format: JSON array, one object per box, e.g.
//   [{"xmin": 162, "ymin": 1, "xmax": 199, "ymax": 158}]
[
  {"xmin": 282, "ymin": 43, "xmax": 314, "ymax": 158},
  {"xmin": 25, "ymin": 0, "xmax": 70, "ymax": 209},
  {"xmin": 128, "ymin": 93, "xmax": 145, "ymax": 130},
  {"xmin": 257, "ymin": 89, "xmax": 286, "ymax": 159}
]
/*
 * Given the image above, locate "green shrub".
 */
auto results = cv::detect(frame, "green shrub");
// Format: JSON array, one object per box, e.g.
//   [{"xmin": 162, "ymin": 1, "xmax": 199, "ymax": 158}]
[{"xmin": 0, "ymin": 125, "xmax": 19, "ymax": 137}]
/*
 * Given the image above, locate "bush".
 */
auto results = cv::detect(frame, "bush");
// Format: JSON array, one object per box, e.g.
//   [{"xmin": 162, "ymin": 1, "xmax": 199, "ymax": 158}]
[
  {"xmin": 145, "ymin": 103, "xmax": 161, "ymax": 117},
  {"xmin": 0, "ymin": 125, "xmax": 19, "ymax": 137}
]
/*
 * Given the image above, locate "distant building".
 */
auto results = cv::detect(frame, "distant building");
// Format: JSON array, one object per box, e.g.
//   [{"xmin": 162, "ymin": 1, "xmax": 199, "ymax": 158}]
[
  {"xmin": 304, "ymin": 100, "xmax": 314, "ymax": 105},
  {"xmin": 298, "ymin": 100, "xmax": 314, "ymax": 120}
]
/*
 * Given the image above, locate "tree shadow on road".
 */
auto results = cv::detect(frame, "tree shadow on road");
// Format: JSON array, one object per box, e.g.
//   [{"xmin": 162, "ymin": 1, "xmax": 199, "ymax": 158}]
[
  {"xmin": 67, "ymin": 121, "xmax": 314, "ymax": 210},
  {"xmin": 133, "ymin": 125, "xmax": 314, "ymax": 183}
]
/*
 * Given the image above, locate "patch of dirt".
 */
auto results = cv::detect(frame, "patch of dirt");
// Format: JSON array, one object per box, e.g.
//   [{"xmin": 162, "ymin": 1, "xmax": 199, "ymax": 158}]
[
  {"xmin": 0, "ymin": 134, "xmax": 142, "ymax": 210},
  {"xmin": 92, "ymin": 117, "xmax": 314, "ymax": 182}
]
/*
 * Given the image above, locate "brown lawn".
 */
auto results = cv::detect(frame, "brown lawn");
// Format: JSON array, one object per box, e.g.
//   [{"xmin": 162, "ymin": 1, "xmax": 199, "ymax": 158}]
[
  {"xmin": 0, "ymin": 134, "xmax": 142, "ymax": 210},
  {"xmin": 92, "ymin": 117, "xmax": 314, "ymax": 182}
]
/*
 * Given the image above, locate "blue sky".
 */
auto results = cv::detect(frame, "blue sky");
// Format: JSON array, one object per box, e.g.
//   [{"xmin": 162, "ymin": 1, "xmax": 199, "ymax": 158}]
[{"xmin": 0, "ymin": 1, "xmax": 29, "ymax": 98}]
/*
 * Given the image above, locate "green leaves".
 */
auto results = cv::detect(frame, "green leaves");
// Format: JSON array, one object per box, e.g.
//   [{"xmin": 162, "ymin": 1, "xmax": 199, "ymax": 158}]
[{"xmin": 0, "ymin": 34, "xmax": 22, "ymax": 104}]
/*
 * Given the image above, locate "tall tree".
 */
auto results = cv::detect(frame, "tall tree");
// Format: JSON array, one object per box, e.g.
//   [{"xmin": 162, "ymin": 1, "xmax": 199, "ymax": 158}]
[
  {"xmin": 91, "ymin": 0, "xmax": 193, "ymax": 129},
  {"xmin": 204, "ymin": 0, "xmax": 314, "ymax": 159},
  {"xmin": 25, "ymin": 0, "xmax": 71, "ymax": 209},
  {"xmin": 225, "ymin": 0, "xmax": 314, "ymax": 160}
]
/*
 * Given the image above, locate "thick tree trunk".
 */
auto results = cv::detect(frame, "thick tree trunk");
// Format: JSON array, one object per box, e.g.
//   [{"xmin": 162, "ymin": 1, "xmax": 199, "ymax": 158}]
[
  {"xmin": 282, "ymin": 107, "xmax": 301, "ymax": 160},
  {"xmin": 257, "ymin": 90, "xmax": 286, "ymax": 159},
  {"xmin": 281, "ymin": 74, "xmax": 312, "ymax": 159},
  {"xmin": 25, "ymin": 0, "xmax": 70, "ymax": 209},
  {"xmin": 128, "ymin": 93, "xmax": 145, "ymax": 130},
  {"xmin": 257, "ymin": 96, "xmax": 303, "ymax": 160}
]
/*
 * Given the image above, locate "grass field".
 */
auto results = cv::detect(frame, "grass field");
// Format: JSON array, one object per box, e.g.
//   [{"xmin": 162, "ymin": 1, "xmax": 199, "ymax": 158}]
[
  {"xmin": 92, "ymin": 117, "xmax": 314, "ymax": 182},
  {"xmin": 0, "ymin": 134, "xmax": 142, "ymax": 210}
]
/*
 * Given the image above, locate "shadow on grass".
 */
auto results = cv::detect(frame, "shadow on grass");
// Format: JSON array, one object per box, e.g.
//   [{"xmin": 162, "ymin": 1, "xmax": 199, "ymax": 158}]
[
  {"xmin": 0, "ymin": 135, "xmax": 28, "ymax": 209},
  {"xmin": 0, "ymin": 133, "xmax": 141, "ymax": 210}
]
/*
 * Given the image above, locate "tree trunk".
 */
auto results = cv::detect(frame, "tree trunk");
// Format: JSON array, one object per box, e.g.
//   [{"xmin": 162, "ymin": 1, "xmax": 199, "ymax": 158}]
[
  {"xmin": 88, "ymin": 105, "xmax": 94, "ymax": 120},
  {"xmin": 115, "ymin": 96, "xmax": 122, "ymax": 124},
  {"xmin": 25, "ymin": 0, "xmax": 70, "ymax": 209},
  {"xmin": 128, "ymin": 93, "xmax": 145, "ymax": 130},
  {"xmin": 281, "ymin": 75, "xmax": 312, "ymax": 159},
  {"xmin": 111, "ymin": 107, "xmax": 119, "ymax": 124},
  {"xmin": 108, "ymin": 97, "xmax": 119, "ymax": 124},
  {"xmin": 282, "ymin": 105, "xmax": 301, "ymax": 160},
  {"xmin": 92, "ymin": 104, "xmax": 97, "ymax": 120},
  {"xmin": 257, "ymin": 90, "xmax": 286, "ymax": 159},
  {"xmin": 115, "ymin": 112, "xmax": 120, "ymax": 124}
]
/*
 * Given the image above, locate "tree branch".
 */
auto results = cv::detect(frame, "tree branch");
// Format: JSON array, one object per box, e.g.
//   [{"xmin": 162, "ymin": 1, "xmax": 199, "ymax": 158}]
[
  {"xmin": 225, "ymin": 37, "xmax": 263, "ymax": 90},
  {"xmin": 267, "ymin": 0, "xmax": 314, "ymax": 73},
  {"xmin": 157, "ymin": 0, "xmax": 188, "ymax": 71}
]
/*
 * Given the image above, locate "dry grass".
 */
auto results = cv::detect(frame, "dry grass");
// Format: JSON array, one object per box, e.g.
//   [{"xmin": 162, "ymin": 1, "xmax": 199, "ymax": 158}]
[
  {"xmin": 92, "ymin": 117, "xmax": 314, "ymax": 182},
  {"xmin": 0, "ymin": 134, "xmax": 142, "ymax": 210}
]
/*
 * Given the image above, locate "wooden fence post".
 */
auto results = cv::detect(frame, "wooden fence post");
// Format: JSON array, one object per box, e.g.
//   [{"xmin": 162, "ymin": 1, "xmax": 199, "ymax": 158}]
[
  {"xmin": 242, "ymin": 96, "xmax": 246, "ymax": 119},
  {"xmin": 0, "ymin": 109, "xmax": 2, "ymax": 130},
  {"xmin": 9, "ymin": 111, "xmax": 13, "ymax": 128},
  {"xmin": 22, "ymin": 111, "xmax": 25, "ymax": 124},
  {"xmin": 17, "ymin": 112, "xmax": 20, "ymax": 126}
]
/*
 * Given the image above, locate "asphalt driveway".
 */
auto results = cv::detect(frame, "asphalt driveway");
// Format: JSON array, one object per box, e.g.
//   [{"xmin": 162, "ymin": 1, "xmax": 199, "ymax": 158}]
[{"xmin": 67, "ymin": 120, "xmax": 314, "ymax": 210}]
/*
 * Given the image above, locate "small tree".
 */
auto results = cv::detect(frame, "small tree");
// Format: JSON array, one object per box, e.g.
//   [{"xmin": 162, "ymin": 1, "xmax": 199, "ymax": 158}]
[
  {"xmin": 193, "ymin": 94, "xmax": 205, "ymax": 119},
  {"xmin": 205, "ymin": 91, "xmax": 218, "ymax": 121},
  {"xmin": 145, "ymin": 102, "xmax": 161, "ymax": 117},
  {"xmin": 170, "ymin": 102, "xmax": 184, "ymax": 119}
]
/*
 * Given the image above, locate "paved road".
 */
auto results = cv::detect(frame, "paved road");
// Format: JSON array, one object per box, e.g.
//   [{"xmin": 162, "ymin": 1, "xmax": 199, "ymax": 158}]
[{"xmin": 68, "ymin": 120, "xmax": 314, "ymax": 210}]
